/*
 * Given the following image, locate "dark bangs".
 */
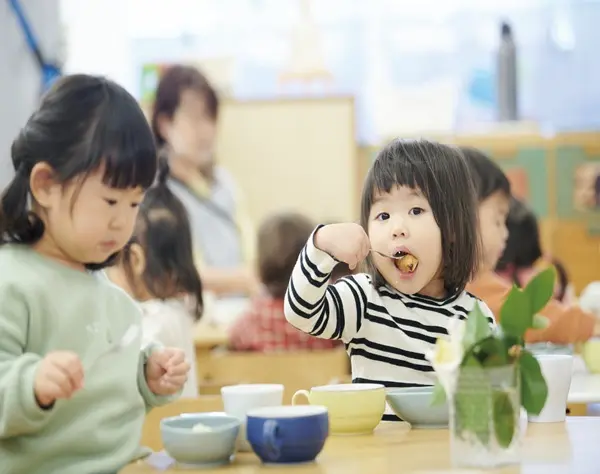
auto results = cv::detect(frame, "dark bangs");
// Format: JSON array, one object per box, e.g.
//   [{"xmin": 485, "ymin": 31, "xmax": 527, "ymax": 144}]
[
  {"xmin": 361, "ymin": 140, "xmax": 441, "ymax": 221},
  {"xmin": 1, "ymin": 74, "xmax": 157, "ymax": 258},
  {"xmin": 360, "ymin": 138, "xmax": 481, "ymax": 294},
  {"xmin": 85, "ymin": 83, "xmax": 157, "ymax": 190}
]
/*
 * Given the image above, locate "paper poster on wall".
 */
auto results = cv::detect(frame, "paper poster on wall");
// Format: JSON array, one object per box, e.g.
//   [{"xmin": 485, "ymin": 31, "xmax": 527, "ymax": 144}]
[
  {"xmin": 505, "ymin": 167, "xmax": 530, "ymax": 203},
  {"xmin": 573, "ymin": 162, "xmax": 600, "ymax": 212},
  {"xmin": 139, "ymin": 63, "xmax": 171, "ymax": 117}
]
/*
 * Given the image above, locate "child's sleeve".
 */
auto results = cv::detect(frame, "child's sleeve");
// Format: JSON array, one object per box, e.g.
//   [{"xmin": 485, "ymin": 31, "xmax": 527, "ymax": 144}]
[
  {"xmin": 137, "ymin": 343, "xmax": 179, "ymax": 412},
  {"xmin": 478, "ymin": 300, "xmax": 498, "ymax": 328},
  {"xmin": 284, "ymin": 228, "xmax": 371, "ymax": 344},
  {"xmin": 0, "ymin": 288, "xmax": 54, "ymax": 439},
  {"xmin": 525, "ymin": 301, "xmax": 595, "ymax": 344},
  {"xmin": 470, "ymin": 272, "xmax": 595, "ymax": 344}
]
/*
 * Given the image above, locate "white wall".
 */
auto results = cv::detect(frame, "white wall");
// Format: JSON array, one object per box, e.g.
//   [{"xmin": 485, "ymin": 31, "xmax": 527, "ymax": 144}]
[
  {"xmin": 60, "ymin": 0, "xmax": 133, "ymax": 92},
  {"xmin": 60, "ymin": 0, "xmax": 220, "ymax": 95}
]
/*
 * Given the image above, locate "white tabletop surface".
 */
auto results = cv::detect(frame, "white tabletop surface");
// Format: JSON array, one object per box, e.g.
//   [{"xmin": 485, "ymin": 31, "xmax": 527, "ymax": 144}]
[{"xmin": 569, "ymin": 372, "xmax": 600, "ymax": 404}]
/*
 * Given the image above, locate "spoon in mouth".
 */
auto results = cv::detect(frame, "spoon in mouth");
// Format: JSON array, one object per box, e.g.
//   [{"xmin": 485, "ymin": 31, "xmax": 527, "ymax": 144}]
[
  {"xmin": 370, "ymin": 249, "xmax": 419, "ymax": 273},
  {"xmin": 370, "ymin": 249, "xmax": 406, "ymax": 260}
]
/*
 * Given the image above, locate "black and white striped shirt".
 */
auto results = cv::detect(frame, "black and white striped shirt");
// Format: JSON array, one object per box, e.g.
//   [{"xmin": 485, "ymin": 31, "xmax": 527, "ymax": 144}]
[{"xmin": 284, "ymin": 234, "xmax": 496, "ymax": 421}]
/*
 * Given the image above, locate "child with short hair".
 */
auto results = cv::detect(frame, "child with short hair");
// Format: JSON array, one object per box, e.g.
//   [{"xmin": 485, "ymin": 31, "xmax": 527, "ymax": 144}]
[
  {"xmin": 462, "ymin": 146, "xmax": 599, "ymax": 343},
  {"xmin": 108, "ymin": 158, "xmax": 203, "ymax": 398},
  {"xmin": 229, "ymin": 212, "xmax": 340, "ymax": 352},
  {"xmin": 0, "ymin": 75, "xmax": 189, "ymax": 473},
  {"xmin": 284, "ymin": 139, "xmax": 495, "ymax": 420}
]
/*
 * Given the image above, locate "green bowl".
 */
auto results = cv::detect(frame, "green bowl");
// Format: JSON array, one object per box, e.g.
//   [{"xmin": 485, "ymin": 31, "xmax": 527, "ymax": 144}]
[{"xmin": 386, "ymin": 387, "xmax": 449, "ymax": 428}]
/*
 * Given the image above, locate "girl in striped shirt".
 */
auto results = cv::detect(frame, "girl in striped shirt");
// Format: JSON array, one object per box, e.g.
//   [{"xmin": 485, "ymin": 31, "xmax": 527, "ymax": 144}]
[{"xmin": 284, "ymin": 139, "xmax": 495, "ymax": 420}]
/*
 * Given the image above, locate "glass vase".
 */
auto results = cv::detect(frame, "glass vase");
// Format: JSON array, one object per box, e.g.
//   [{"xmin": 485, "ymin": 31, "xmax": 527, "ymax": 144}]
[{"xmin": 449, "ymin": 364, "xmax": 521, "ymax": 468}]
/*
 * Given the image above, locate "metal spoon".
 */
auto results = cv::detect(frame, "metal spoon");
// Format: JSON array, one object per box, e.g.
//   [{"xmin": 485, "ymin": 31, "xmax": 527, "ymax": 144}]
[
  {"xmin": 86, "ymin": 324, "xmax": 140, "ymax": 371},
  {"xmin": 370, "ymin": 249, "xmax": 405, "ymax": 260}
]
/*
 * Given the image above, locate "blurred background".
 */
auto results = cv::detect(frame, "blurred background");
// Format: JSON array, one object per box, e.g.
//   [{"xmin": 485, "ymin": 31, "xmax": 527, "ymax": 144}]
[{"xmin": 2, "ymin": 0, "xmax": 600, "ymax": 293}]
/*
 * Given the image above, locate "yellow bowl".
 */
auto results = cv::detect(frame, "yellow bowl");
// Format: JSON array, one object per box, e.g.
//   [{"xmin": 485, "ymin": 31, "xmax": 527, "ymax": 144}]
[
  {"xmin": 583, "ymin": 339, "xmax": 600, "ymax": 373},
  {"xmin": 292, "ymin": 383, "xmax": 385, "ymax": 435}
]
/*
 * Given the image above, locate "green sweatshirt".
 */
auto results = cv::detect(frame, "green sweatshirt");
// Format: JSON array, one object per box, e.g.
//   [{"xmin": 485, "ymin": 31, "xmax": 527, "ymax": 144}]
[{"xmin": 0, "ymin": 244, "xmax": 171, "ymax": 474}]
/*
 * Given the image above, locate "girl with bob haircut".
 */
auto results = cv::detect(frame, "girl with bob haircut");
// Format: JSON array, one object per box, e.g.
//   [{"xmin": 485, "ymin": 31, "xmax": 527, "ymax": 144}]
[{"xmin": 284, "ymin": 138, "xmax": 495, "ymax": 421}]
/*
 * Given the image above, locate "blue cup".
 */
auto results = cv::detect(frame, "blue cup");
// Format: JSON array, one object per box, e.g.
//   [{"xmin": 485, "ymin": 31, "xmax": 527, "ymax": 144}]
[{"xmin": 246, "ymin": 405, "xmax": 329, "ymax": 464}]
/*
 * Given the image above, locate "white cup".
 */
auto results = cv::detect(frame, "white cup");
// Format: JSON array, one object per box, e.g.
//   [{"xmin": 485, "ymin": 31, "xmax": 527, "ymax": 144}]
[
  {"xmin": 528, "ymin": 354, "xmax": 573, "ymax": 423},
  {"xmin": 221, "ymin": 384, "xmax": 284, "ymax": 451}
]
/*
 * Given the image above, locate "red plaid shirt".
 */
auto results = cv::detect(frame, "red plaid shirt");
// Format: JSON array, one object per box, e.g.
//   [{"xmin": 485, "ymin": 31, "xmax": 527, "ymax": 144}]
[{"xmin": 229, "ymin": 296, "xmax": 341, "ymax": 352}]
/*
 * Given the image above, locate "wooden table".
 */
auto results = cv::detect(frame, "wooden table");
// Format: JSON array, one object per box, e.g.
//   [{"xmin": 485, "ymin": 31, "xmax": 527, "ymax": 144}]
[
  {"xmin": 122, "ymin": 417, "xmax": 599, "ymax": 473},
  {"xmin": 569, "ymin": 373, "xmax": 600, "ymax": 404},
  {"xmin": 193, "ymin": 323, "xmax": 229, "ymax": 382},
  {"xmin": 194, "ymin": 323, "xmax": 229, "ymax": 350}
]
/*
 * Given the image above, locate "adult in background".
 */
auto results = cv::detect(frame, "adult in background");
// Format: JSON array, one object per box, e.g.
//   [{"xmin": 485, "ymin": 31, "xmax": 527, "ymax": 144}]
[{"xmin": 151, "ymin": 65, "xmax": 257, "ymax": 324}]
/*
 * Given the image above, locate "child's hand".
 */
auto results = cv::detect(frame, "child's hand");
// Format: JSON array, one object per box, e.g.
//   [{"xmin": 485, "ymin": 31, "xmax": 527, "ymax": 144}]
[
  {"xmin": 34, "ymin": 351, "xmax": 84, "ymax": 408},
  {"xmin": 314, "ymin": 223, "xmax": 370, "ymax": 270},
  {"xmin": 145, "ymin": 348, "xmax": 190, "ymax": 396}
]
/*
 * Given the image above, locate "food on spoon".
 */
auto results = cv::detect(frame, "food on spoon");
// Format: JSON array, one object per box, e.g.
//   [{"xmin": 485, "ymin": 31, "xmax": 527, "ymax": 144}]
[
  {"xmin": 191, "ymin": 422, "xmax": 213, "ymax": 433},
  {"xmin": 394, "ymin": 253, "xmax": 419, "ymax": 273}
]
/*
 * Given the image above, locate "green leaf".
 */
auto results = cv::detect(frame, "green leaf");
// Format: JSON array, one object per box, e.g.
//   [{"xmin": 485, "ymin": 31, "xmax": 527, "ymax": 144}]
[
  {"xmin": 463, "ymin": 302, "xmax": 493, "ymax": 353},
  {"xmin": 500, "ymin": 286, "xmax": 532, "ymax": 338},
  {"xmin": 461, "ymin": 348, "xmax": 484, "ymax": 368},
  {"xmin": 475, "ymin": 336, "xmax": 510, "ymax": 367},
  {"xmin": 519, "ymin": 350, "xmax": 548, "ymax": 415},
  {"xmin": 523, "ymin": 267, "xmax": 556, "ymax": 315},
  {"xmin": 493, "ymin": 390, "xmax": 516, "ymax": 448},
  {"xmin": 431, "ymin": 381, "xmax": 447, "ymax": 406},
  {"xmin": 532, "ymin": 314, "xmax": 549, "ymax": 330}
]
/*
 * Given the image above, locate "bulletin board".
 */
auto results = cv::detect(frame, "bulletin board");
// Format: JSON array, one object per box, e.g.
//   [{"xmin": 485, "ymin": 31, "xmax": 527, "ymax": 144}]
[{"xmin": 216, "ymin": 97, "xmax": 357, "ymax": 224}]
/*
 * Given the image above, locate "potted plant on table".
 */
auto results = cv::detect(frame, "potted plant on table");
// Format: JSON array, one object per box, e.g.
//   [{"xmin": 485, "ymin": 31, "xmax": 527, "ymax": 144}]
[{"xmin": 429, "ymin": 267, "xmax": 554, "ymax": 468}]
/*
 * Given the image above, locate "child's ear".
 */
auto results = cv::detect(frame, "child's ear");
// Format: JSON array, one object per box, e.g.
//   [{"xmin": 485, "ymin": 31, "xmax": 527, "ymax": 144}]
[
  {"xmin": 29, "ymin": 162, "xmax": 59, "ymax": 207},
  {"xmin": 128, "ymin": 243, "xmax": 147, "ymax": 277}
]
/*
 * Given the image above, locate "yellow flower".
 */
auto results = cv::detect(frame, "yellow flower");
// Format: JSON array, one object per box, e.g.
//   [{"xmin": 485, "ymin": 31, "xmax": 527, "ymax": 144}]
[
  {"xmin": 426, "ymin": 318, "xmax": 465, "ymax": 396},
  {"xmin": 434, "ymin": 338, "xmax": 459, "ymax": 365}
]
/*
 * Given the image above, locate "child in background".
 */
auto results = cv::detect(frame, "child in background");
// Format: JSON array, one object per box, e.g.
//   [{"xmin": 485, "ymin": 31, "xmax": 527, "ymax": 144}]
[
  {"xmin": 462, "ymin": 146, "xmax": 599, "ymax": 344},
  {"xmin": 0, "ymin": 75, "xmax": 189, "ymax": 474},
  {"xmin": 108, "ymin": 158, "xmax": 203, "ymax": 398},
  {"xmin": 495, "ymin": 197, "xmax": 574, "ymax": 304},
  {"xmin": 284, "ymin": 139, "xmax": 495, "ymax": 421},
  {"xmin": 229, "ymin": 212, "xmax": 340, "ymax": 352}
]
